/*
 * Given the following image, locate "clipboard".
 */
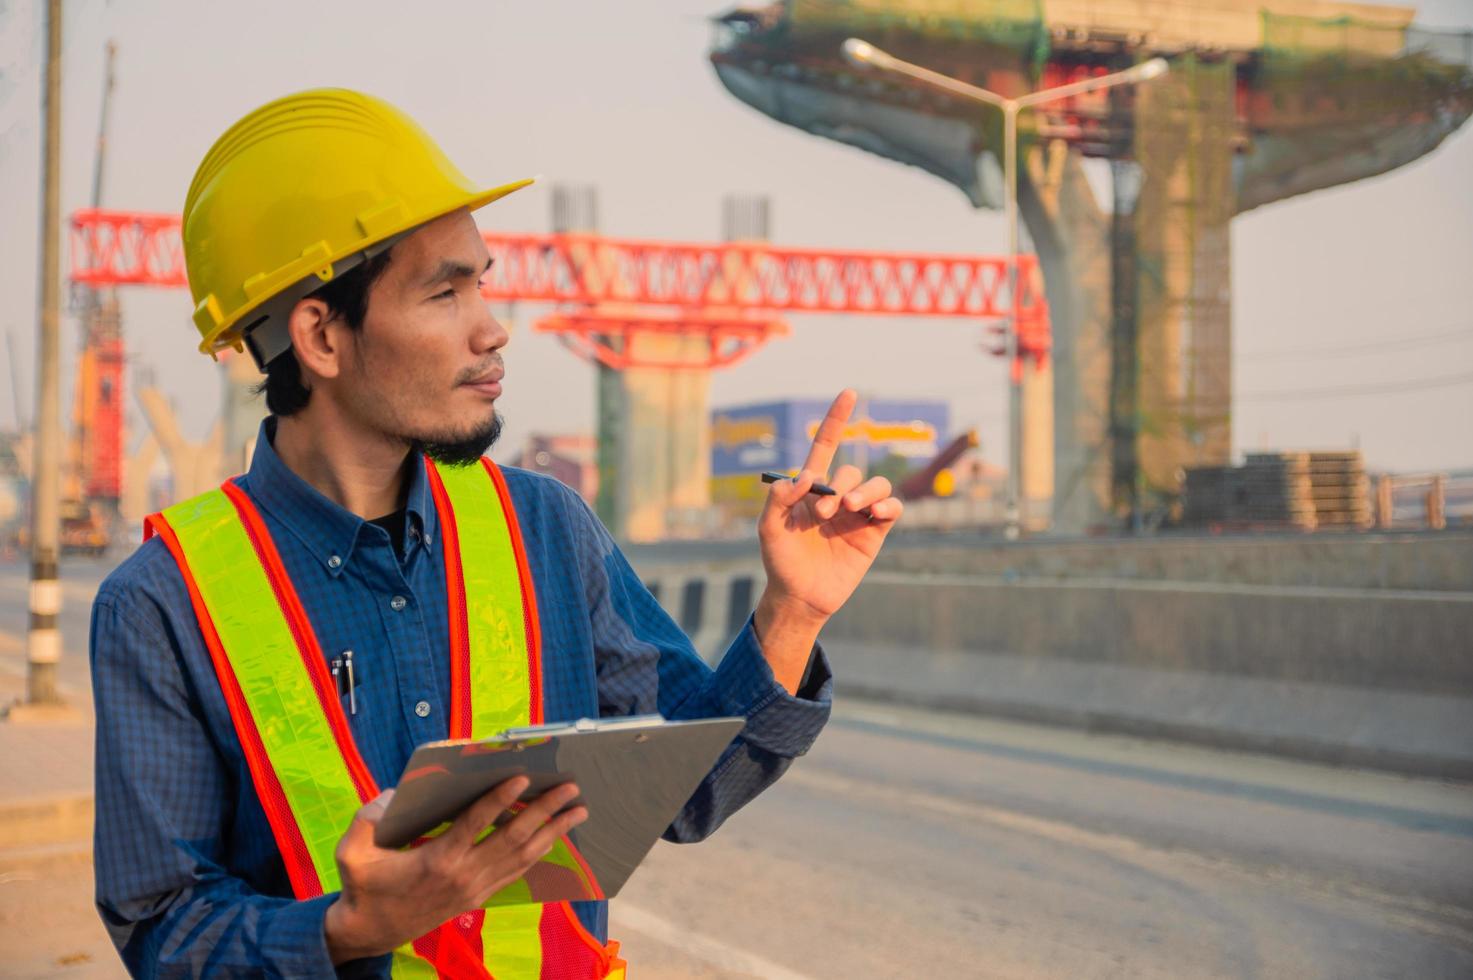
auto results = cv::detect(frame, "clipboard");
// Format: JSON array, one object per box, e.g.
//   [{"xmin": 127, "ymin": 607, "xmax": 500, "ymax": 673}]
[{"xmin": 374, "ymin": 715, "xmax": 745, "ymax": 903}]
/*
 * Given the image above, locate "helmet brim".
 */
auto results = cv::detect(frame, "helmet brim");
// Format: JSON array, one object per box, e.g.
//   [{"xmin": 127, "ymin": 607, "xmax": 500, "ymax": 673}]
[{"xmin": 201, "ymin": 175, "xmax": 536, "ymax": 359}]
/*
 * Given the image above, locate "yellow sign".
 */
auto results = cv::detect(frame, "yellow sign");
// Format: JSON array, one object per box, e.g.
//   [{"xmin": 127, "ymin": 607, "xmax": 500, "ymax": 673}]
[
  {"xmin": 805, "ymin": 417, "xmax": 937, "ymax": 445},
  {"xmin": 713, "ymin": 415, "xmax": 778, "ymax": 450}
]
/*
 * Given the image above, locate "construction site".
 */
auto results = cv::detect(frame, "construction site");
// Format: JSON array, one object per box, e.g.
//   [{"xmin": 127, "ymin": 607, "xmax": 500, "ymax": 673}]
[{"xmin": 2, "ymin": 3, "xmax": 1473, "ymax": 977}]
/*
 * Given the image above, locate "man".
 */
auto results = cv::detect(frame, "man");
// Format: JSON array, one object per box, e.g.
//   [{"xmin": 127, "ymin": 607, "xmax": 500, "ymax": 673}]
[{"xmin": 91, "ymin": 89, "xmax": 901, "ymax": 978}]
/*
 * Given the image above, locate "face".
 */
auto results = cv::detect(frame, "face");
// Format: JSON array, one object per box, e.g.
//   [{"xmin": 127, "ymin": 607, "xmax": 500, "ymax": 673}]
[{"xmin": 321, "ymin": 209, "xmax": 508, "ymax": 464}]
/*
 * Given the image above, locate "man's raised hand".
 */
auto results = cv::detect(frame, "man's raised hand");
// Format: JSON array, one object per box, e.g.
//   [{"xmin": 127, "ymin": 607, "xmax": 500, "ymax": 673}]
[{"xmin": 754, "ymin": 389, "xmax": 903, "ymax": 690}]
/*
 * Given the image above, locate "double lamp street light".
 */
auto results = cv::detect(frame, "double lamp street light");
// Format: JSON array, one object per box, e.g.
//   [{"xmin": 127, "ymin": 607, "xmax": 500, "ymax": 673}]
[{"xmin": 842, "ymin": 38, "xmax": 1168, "ymax": 539}]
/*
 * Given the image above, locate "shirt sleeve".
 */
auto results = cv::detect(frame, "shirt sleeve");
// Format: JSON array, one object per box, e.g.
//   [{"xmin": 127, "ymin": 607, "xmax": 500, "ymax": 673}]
[
  {"xmin": 573, "ymin": 500, "xmax": 833, "ymax": 844},
  {"xmin": 90, "ymin": 582, "xmax": 368, "ymax": 978}
]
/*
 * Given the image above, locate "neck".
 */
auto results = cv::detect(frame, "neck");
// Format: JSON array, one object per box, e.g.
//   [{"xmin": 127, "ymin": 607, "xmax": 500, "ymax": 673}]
[{"xmin": 272, "ymin": 409, "xmax": 413, "ymax": 520}]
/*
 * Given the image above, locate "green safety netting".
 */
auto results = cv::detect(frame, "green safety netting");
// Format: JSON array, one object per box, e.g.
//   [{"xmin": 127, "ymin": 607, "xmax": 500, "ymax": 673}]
[
  {"xmin": 1253, "ymin": 11, "xmax": 1473, "ymax": 154},
  {"xmin": 784, "ymin": 0, "xmax": 1051, "ymax": 74}
]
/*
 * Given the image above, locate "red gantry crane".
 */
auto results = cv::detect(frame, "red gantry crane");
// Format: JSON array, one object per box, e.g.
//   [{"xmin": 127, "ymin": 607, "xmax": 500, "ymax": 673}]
[
  {"xmin": 69, "ymin": 209, "xmax": 1049, "ymax": 368},
  {"xmin": 70, "ymin": 207, "xmax": 1049, "ymax": 540}
]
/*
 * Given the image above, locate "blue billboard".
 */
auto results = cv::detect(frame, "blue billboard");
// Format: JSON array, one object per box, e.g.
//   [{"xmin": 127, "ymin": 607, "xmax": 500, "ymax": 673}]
[{"xmin": 711, "ymin": 398, "xmax": 950, "ymax": 478}]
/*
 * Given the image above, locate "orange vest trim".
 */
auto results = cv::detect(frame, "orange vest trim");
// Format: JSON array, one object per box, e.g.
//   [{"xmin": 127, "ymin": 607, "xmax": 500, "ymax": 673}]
[{"xmin": 147, "ymin": 459, "xmax": 625, "ymax": 979}]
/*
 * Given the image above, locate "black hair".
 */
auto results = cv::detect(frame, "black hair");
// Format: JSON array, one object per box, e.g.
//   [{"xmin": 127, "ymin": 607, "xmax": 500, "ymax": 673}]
[{"xmin": 256, "ymin": 250, "xmax": 394, "ymax": 416}]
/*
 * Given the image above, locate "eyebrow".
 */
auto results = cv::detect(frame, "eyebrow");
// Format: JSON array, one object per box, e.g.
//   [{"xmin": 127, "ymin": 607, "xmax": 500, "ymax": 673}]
[{"xmin": 420, "ymin": 256, "xmax": 494, "ymax": 289}]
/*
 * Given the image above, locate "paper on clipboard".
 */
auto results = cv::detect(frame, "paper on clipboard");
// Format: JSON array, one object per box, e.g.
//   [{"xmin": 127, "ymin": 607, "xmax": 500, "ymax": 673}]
[{"xmin": 374, "ymin": 715, "xmax": 745, "ymax": 904}]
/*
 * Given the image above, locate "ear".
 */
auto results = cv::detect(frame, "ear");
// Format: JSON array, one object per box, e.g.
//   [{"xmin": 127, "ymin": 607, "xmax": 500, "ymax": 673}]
[{"xmin": 286, "ymin": 297, "xmax": 346, "ymax": 381}]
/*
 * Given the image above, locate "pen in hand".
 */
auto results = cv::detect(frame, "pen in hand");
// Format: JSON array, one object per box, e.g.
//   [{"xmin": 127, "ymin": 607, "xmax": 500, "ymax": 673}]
[
  {"xmin": 760, "ymin": 470, "xmax": 878, "ymax": 519},
  {"xmin": 760, "ymin": 471, "xmax": 837, "ymax": 496}
]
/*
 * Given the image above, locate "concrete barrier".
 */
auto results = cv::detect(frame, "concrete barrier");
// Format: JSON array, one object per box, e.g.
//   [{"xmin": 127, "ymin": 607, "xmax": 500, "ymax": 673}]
[
  {"xmin": 874, "ymin": 528, "xmax": 1473, "ymax": 592},
  {"xmin": 641, "ymin": 561, "xmax": 764, "ymax": 666},
  {"xmin": 628, "ymin": 532, "xmax": 1473, "ymax": 777},
  {"xmin": 827, "ymin": 573, "xmax": 1473, "ymax": 694}
]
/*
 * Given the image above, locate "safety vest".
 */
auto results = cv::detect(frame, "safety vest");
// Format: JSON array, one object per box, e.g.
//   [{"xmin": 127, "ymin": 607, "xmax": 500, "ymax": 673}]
[{"xmin": 146, "ymin": 456, "xmax": 627, "ymax": 980}]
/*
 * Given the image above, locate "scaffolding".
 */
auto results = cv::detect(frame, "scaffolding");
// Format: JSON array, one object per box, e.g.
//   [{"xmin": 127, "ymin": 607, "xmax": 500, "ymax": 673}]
[{"xmin": 1111, "ymin": 54, "xmax": 1236, "ymax": 521}]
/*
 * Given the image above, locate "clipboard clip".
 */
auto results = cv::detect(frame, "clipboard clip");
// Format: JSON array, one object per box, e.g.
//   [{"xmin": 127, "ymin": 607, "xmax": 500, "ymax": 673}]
[{"xmin": 496, "ymin": 714, "xmax": 667, "ymax": 741}]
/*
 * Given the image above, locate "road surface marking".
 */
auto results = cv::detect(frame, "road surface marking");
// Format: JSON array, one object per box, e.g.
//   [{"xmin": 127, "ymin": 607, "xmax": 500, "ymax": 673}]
[
  {"xmin": 612, "ymin": 903, "xmax": 818, "ymax": 980},
  {"xmin": 789, "ymin": 766, "xmax": 1155, "ymax": 859},
  {"xmin": 834, "ymin": 703, "xmax": 1473, "ymax": 838},
  {"xmin": 786, "ymin": 766, "xmax": 1473, "ymax": 946}
]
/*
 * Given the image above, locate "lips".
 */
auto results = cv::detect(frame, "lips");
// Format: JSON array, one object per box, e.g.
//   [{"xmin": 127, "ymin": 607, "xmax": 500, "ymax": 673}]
[{"xmin": 462, "ymin": 369, "xmax": 504, "ymax": 398}]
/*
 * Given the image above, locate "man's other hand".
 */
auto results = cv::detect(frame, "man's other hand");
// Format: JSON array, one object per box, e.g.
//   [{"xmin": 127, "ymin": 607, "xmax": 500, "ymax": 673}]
[{"xmin": 323, "ymin": 778, "xmax": 588, "ymax": 963}]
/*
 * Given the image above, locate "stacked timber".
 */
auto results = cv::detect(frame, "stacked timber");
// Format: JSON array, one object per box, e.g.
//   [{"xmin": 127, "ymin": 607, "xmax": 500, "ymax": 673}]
[
  {"xmin": 1306, "ymin": 451, "xmax": 1372, "ymax": 529},
  {"xmin": 1181, "ymin": 465, "xmax": 1236, "ymax": 526},
  {"xmin": 1182, "ymin": 450, "xmax": 1371, "ymax": 531},
  {"xmin": 1238, "ymin": 453, "xmax": 1317, "ymax": 529}
]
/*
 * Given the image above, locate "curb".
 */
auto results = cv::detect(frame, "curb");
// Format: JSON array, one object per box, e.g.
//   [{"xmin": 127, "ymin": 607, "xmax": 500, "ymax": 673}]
[
  {"xmin": 0, "ymin": 794, "xmax": 93, "ymax": 850},
  {"xmin": 0, "ymin": 840, "xmax": 92, "ymax": 876},
  {"xmin": 836, "ymin": 679, "xmax": 1473, "ymax": 782}
]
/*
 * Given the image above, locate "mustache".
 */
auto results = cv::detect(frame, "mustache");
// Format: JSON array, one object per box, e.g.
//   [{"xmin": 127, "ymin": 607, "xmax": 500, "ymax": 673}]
[{"xmin": 455, "ymin": 355, "xmax": 504, "ymax": 385}]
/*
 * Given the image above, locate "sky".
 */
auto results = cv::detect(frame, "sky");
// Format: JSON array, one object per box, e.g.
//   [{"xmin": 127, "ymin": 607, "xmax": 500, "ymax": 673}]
[{"xmin": 1, "ymin": 0, "xmax": 1471, "ymax": 476}]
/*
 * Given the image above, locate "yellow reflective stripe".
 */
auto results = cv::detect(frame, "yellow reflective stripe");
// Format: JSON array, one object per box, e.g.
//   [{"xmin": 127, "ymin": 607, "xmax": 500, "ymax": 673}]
[
  {"xmin": 433, "ymin": 460, "xmax": 535, "ymax": 736},
  {"xmin": 389, "ymin": 947, "xmax": 441, "ymax": 979},
  {"xmin": 163, "ymin": 489, "xmax": 357, "ymax": 893},
  {"xmin": 479, "ymin": 906, "xmax": 544, "ymax": 980},
  {"xmin": 435, "ymin": 461, "xmax": 547, "ymax": 969}
]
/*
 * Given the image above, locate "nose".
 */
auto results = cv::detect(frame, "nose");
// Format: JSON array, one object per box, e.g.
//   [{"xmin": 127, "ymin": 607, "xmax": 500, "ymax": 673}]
[{"xmin": 471, "ymin": 298, "xmax": 509, "ymax": 355}]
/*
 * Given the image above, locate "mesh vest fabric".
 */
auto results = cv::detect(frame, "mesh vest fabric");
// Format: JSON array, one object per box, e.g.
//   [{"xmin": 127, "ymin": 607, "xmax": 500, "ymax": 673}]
[{"xmin": 147, "ymin": 457, "xmax": 624, "ymax": 979}]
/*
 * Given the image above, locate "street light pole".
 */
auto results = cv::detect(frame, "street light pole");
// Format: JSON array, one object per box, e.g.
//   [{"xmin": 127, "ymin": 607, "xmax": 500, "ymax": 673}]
[
  {"xmin": 1002, "ymin": 101, "xmax": 1021, "ymax": 539},
  {"xmin": 26, "ymin": 0, "xmax": 65, "ymax": 707},
  {"xmin": 842, "ymin": 39, "xmax": 1167, "ymax": 539}
]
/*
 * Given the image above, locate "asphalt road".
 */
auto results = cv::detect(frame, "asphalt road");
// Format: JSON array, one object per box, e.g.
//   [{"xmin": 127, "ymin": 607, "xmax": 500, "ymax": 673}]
[{"xmin": 3, "ymin": 558, "xmax": 1472, "ymax": 978}]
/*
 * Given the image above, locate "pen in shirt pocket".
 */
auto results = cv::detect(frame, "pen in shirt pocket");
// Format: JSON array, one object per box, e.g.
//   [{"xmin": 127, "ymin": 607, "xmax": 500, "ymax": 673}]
[{"xmin": 330, "ymin": 650, "xmax": 360, "ymax": 714}]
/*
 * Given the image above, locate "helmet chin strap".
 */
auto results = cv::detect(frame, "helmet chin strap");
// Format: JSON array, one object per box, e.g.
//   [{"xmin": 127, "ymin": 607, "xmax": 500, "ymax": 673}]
[{"xmin": 241, "ymin": 228, "xmax": 413, "ymax": 371}]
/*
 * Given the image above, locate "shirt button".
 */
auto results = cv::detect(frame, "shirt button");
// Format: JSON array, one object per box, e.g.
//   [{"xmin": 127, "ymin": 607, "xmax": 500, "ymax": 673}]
[
  {"xmin": 390, "ymin": 595, "xmax": 407, "ymax": 611},
  {"xmin": 414, "ymin": 700, "xmax": 432, "ymax": 718},
  {"xmin": 408, "ymin": 527, "xmax": 420, "ymax": 541},
  {"xmin": 327, "ymin": 555, "xmax": 342, "ymax": 569}
]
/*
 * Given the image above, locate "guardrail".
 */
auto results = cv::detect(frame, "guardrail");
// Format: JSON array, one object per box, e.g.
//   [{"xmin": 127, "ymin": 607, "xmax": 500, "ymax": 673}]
[{"xmin": 1377, "ymin": 473, "xmax": 1473, "ymax": 530}]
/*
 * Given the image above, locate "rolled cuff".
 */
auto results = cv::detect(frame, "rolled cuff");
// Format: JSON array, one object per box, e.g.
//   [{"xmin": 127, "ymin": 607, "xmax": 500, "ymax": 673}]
[
  {"xmin": 260, "ymin": 893, "xmax": 340, "ymax": 978},
  {"xmin": 713, "ymin": 616, "xmax": 833, "ymax": 757}
]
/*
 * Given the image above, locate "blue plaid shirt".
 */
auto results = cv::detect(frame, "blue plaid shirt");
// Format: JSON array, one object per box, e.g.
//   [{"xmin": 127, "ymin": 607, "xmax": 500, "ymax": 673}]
[{"xmin": 90, "ymin": 420, "xmax": 832, "ymax": 978}]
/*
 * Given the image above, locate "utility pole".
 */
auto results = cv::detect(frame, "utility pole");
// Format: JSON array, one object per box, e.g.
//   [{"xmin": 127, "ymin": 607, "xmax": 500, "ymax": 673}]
[
  {"xmin": 5, "ymin": 330, "xmax": 24, "ymax": 429},
  {"xmin": 24, "ymin": 0, "xmax": 65, "ymax": 709}
]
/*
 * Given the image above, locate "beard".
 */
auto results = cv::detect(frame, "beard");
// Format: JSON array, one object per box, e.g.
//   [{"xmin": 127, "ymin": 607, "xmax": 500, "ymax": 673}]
[{"xmin": 411, "ymin": 411, "xmax": 504, "ymax": 467}]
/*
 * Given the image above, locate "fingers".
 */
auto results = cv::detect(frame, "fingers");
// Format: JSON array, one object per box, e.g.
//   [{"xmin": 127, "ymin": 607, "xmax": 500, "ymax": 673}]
[
  {"xmin": 484, "ymin": 783, "xmax": 583, "ymax": 856},
  {"xmin": 813, "ymin": 465, "xmax": 864, "ymax": 519},
  {"xmin": 496, "ymin": 803, "xmax": 589, "ymax": 870},
  {"xmin": 442, "ymin": 775, "xmax": 530, "ymax": 851},
  {"xmin": 469, "ymin": 802, "xmax": 589, "ymax": 907},
  {"xmin": 840, "ymin": 476, "xmax": 893, "ymax": 516},
  {"xmin": 799, "ymin": 389, "xmax": 857, "ymax": 479},
  {"xmin": 866, "ymin": 495, "xmax": 905, "ymax": 524},
  {"xmin": 764, "ymin": 469, "xmax": 817, "ymax": 513}
]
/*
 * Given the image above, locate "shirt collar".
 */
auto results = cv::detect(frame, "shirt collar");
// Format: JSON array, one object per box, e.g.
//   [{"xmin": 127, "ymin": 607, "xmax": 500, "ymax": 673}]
[{"xmin": 242, "ymin": 418, "xmax": 439, "ymax": 576}]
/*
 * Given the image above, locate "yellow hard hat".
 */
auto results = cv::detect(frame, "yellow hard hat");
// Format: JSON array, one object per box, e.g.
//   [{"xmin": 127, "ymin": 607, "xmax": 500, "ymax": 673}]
[{"xmin": 182, "ymin": 88, "xmax": 531, "ymax": 363}]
